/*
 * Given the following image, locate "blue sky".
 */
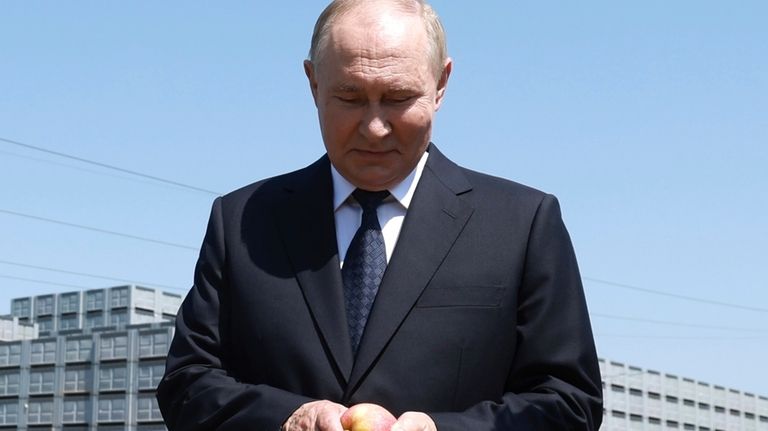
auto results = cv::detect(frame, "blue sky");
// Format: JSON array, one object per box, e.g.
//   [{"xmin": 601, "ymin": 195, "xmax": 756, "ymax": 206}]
[{"xmin": 1, "ymin": 1, "xmax": 766, "ymax": 396}]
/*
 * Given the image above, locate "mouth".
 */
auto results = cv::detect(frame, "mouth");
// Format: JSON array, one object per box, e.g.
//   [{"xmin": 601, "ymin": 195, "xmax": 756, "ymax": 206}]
[{"xmin": 351, "ymin": 149, "xmax": 396, "ymax": 157}]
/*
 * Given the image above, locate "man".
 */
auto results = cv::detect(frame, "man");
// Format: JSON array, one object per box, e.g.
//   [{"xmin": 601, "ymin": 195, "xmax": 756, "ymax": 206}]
[{"xmin": 157, "ymin": 0, "xmax": 603, "ymax": 430}]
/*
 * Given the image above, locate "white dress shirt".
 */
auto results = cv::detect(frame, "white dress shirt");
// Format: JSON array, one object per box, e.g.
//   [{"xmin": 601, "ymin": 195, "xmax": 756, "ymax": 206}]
[{"xmin": 331, "ymin": 151, "xmax": 429, "ymax": 267}]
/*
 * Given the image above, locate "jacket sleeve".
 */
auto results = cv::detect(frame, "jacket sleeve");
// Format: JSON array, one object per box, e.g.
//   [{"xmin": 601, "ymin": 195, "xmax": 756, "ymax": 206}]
[
  {"xmin": 156, "ymin": 197, "xmax": 313, "ymax": 431},
  {"xmin": 429, "ymin": 195, "xmax": 603, "ymax": 430}
]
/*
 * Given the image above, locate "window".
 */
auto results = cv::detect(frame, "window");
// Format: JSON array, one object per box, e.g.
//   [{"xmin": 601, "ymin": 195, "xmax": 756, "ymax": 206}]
[
  {"xmin": 715, "ymin": 406, "xmax": 726, "ymax": 413},
  {"xmin": 63, "ymin": 397, "xmax": 88, "ymax": 423},
  {"xmin": 98, "ymin": 396, "xmax": 125, "ymax": 422},
  {"xmin": 612, "ymin": 410, "xmax": 626, "ymax": 418},
  {"xmin": 683, "ymin": 399, "xmax": 695, "ymax": 407},
  {"xmin": 139, "ymin": 332, "xmax": 170, "ymax": 357},
  {"xmin": 137, "ymin": 395, "xmax": 163, "ymax": 421},
  {"xmin": 110, "ymin": 287, "xmax": 129, "ymax": 308},
  {"xmin": 99, "ymin": 365, "xmax": 127, "ymax": 391},
  {"xmin": 138, "ymin": 363, "xmax": 165, "ymax": 389},
  {"xmin": 0, "ymin": 401, "xmax": 18, "ymax": 425},
  {"xmin": 86, "ymin": 313, "xmax": 104, "ymax": 329},
  {"xmin": 86, "ymin": 290, "xmax": 105, "ymax": 310},
  {"xmin": 60, "ymin": 314, "xmax": 80, "ymax": 330},
  {"xmin": 649, "ymin": 417, "xmax": 661, "ymax": 424},
  {"xmin": 30, "ymin": 340, "xmax": 57, "ymax": 363},
  {"xmin": 699, "ymin": 402, "xmax": 711, "ymax": 410},
  {"xmin": 648, "ymin": 391, "xmax": 661, "ymax": 400},
  {"xmin": 66, "ymin": 338, "xmax": 93, "ymax": 362},
  {"xmin": 35, "ymin": 295, "xmax": 54, "ymax": 315},
  {"xmin": 611, "ymin": 384, "xmax": 626, "ymax": 393},
  {"xmin": 0, "ymin": 344, "xmax": 21, "ymax": 366},
  {"xmin": 666, "ymin": 395, "xmax": 679, "ymax": 403},
  {"xmin": 38, "ymin": 316, "xmax": 54, "ymax": 333},
  {"xmin": 110, "ymin": 310, "xmax": 128, "ymax": 327},
  {"xmin": 27, "ymin": 399, "xmax": 54, "ymax": 424},
  {"xmin": 100, "ymin": 335, "xmax": 128, "ymax": 360},
  {"xmin": 0, "ymin": 371, "xmax": 20, "ymax": 395},
  {"xmin": 629, "ymin": 388, "xmax": 643, "ymax": 396},
  {"xmin": 29, "ymin": 368, "xmax": 55, "ymax": 394},
  {"xmin": 730, "ymin": 409, "xmax": 741, "ymax": 416},
  {"xmin": 60, "ymin": 293, "xmax": 81, "ymax": 313},
  {"xmin": 745, "ymin": 412, "xmax": 755, "ymax": 420},
  {"xmin": 667, "ymin": 420, "xmax": 680, "ymax": 428},
  {"xmin": 64, "ymin": 367, "xmax": 90, "ymax": 392},
  {"xmin": 630, "ymin": 414, "xmax": 642, "ymax": 422},
  {"xmin": 11, "ymin": 298, "xmax": 30, "ymax": 318}
]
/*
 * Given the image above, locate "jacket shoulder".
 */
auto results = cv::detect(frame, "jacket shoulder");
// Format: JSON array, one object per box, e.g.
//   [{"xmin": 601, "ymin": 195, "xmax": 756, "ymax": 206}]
[
  {"xmin": 426, "ymin": 144, "xmax": 551, "ymax": 205},
  {"xmin": 217, "ymin": 156, "xmax": 329, "ymax": 211},
  {"xmin": 458, "ymin": 166, "xmax": 554, "ymax": 209}
]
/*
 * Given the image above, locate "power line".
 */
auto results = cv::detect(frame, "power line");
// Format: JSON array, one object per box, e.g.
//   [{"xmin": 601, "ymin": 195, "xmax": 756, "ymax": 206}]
[
  {"xmin": 0, "ymin": 148, "xmax": 201, "ymax": 193},
  {"xmin": 1, "ymin": 206, "xmax": 763, "ymax": 311},
  {"xmin": 0, "ymin": 208, "xmax": 198, "ymax": 251},
  {"xmin": 583, "ymin": 276, "xmax": 768, "ymax": 313},
  {"xmin": 0, "ymin": 136, "xmax": 221, "ymax": 196},
  {"xmin": 2, "ymin": 135, "xmax": 765, "ymax": 316},
  {"xmin": 591, "ymin": 312, "xmax": 768, "ymax": 333},
  {"xmin": 0, "ymin": 274, "xmax": 94, "ymax": 290},
  {"xmin": 0, "ymin": 259, "xmax": 187, "ymax": 292}
]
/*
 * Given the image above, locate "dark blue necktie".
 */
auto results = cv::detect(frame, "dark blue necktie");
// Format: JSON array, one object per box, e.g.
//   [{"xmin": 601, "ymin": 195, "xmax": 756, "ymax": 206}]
[{"xmin": 342, "ymin": 189, "xmax": 390, "ymax": 355}]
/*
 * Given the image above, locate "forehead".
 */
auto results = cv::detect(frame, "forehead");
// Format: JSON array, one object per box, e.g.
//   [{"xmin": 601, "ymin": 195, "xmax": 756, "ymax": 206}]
[{"xmin": 318, "ymin": 8, "xmax": 432, "ymax": 81}]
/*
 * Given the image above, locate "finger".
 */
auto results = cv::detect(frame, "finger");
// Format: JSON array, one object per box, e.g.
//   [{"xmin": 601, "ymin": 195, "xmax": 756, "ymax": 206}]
[
  {"xmin": 393, "ymin": 412, "xmax": 436, "ymax": 431},
  {"xmin": 316, "ymin": 403, "xmax": 346, "ymax": 431}
]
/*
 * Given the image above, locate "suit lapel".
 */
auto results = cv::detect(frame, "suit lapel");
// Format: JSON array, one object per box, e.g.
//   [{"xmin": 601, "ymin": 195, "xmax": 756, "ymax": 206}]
[
  {"xmin": 275, "ymin": 157, "xmax": 354, "ymax": 384},
  {"xmin": 345, "ymin": 146, "xmax": 474, "ymax": 396}
]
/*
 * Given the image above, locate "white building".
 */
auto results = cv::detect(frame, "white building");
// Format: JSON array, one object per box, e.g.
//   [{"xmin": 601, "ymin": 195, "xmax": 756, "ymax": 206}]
[
  {"xmin": 3, "ymin": 286, "xmax": 766, "ymax": 430},
  {"xmin": 0, "ymin": 285, "xmax": 182, "ymax": 430},
  {"xmin": 600, "ymin": 358, "xmax": 768, "ymax": 431},
  {"xmin": 0, "ymin": 316, "xmax": 38, "ymax": 342}
]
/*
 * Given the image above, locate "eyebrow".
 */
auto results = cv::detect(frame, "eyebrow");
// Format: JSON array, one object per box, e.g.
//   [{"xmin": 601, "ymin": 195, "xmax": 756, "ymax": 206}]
[
  {"xmin": 332, "ymin": 83, "xmax": 416, "ymax": 94},
  {"xmin": 332, "ymin": 83, "xmax": 360, "ymax": 93}
]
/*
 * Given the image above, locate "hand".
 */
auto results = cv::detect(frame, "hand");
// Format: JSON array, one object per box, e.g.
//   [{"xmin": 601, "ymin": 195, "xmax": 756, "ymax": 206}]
[
  {"xmin": 390, "ymin": 412, "xmax": 437, "ymax": 431},
  {"xmin": 282, "ymin": 400, "xmax": 348, "ymax": 431},
  {"xmin": 341, "ymin": 403, "xmax": 396, "ymax": 431}
]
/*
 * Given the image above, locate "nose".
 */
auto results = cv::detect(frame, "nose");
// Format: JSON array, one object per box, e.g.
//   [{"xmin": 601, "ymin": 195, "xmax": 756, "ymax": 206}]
[{"xmin": 359, "ymin": 105, "xmax": 392, "ymax": 141}]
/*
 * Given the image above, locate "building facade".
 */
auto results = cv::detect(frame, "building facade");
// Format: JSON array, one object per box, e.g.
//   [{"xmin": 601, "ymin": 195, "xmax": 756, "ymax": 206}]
[
  {"xmin": 600, "ymin": 358, "xmax": 768, "ymax": 431},
  {"xmin": 0, "ymin": 286, "xmax": 181, "ymax": 430},
  {"xmin": 1, "ymin": 286, "xmax": 767, "ymax": 430}
]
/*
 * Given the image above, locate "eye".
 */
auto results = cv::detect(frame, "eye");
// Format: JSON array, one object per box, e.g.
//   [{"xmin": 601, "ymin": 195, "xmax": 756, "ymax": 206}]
[
  {"xmin": 334, "ymin": 95, "xmax": 361, "ymax": 104},
  {"xmin": 386, "ymin": 94, "xmax": 415, "ymax": 104}
]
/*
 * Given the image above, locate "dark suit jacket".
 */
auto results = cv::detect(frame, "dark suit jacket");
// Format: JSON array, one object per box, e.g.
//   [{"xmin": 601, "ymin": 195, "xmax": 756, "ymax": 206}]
[{"xmin": 157, "ymin": 144, "xmax": 603, "ymax": 430}]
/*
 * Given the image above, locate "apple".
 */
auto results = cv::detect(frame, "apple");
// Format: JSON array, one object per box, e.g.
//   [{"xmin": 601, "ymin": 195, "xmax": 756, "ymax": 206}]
[{"xmin": 340, "ymin": 403, "xmax": 397, "ymax": 431}]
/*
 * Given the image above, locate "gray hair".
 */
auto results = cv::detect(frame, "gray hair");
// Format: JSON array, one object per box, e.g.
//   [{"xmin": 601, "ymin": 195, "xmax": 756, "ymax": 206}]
[{"xmin": 308, "ymin": 0, "xmax": 448, "ymax": 80}]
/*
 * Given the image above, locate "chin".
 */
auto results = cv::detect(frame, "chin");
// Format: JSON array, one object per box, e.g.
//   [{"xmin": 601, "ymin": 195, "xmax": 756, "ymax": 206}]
[{"xmin": 360, "ymin": 175, "xmax": 405, "ymax": 191}]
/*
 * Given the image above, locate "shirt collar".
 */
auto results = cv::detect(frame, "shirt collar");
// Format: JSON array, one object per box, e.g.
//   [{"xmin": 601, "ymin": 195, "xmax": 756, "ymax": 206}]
[{"xmin": 331, "ymin": 150, "xmax": 430, "ymax": 211}]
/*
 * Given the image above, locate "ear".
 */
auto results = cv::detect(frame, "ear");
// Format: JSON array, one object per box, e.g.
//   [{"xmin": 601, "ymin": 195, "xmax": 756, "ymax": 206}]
[
  {"xmin": 434, "ymin": 57, "xmax": 452, "ymax": 111},
  {"xmin": 304, "ymin": 59, "xmax": 319, "ymax": 106}
]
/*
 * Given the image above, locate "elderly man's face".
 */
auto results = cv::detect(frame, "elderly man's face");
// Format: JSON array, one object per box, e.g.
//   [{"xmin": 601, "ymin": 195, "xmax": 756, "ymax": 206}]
[{"xmin": 305, "ymin": 7, "xmax": 450, "ymax": 191}]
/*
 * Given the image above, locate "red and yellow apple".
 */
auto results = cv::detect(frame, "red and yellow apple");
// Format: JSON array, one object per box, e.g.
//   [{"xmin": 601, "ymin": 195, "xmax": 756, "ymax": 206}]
[{"xmin": 340, "ymin": 403, "xmax": 397, "ymax": 431}]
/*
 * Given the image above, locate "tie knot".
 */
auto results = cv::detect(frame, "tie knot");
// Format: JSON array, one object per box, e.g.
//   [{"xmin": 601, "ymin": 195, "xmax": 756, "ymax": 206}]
[{"xmin": 352, "ymin": 189, "xmax": 390, "ymax": 213}]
